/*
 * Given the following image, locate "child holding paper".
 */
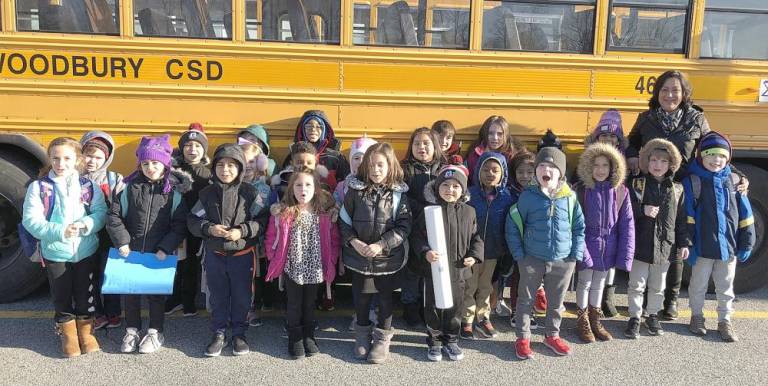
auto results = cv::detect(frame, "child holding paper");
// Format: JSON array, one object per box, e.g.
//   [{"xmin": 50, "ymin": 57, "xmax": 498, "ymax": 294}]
[
  {"xmin": 22, "ymin": 137, "xmax": 108, "ymax": 358},
  {"xmin": 264, "ymin": 167, "xmax": 340, "ymax": 359},
  {"xmin": 107, "ymin": 135, "xmax": 190, "ymax": 354},
  {"xmin": 188, "ymin": 144, "xmax": 269, "ymax": 357},
  {"xmin": 412, "ymin": 165, "xmax": 483, "ymax": 362},
  {"xmin": 341, "ymin": 143, "xmax": 411, "ymax": 364}
]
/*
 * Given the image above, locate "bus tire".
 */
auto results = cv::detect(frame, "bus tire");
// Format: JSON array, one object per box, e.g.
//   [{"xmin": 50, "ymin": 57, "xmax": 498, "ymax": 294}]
[
  {"xmin": 729, "ymin": 163, "xmax": 768, "ymax": 293},
  {"xmin": 0, "ymin": 150, "xmax": 45, "ymax": 303}
]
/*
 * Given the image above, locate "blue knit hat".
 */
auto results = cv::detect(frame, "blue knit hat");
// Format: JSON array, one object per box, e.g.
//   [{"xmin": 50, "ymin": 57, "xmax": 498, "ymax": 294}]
[{"xmin": 698, "ymin": 131, "xmax": 731, "ymax": 161}]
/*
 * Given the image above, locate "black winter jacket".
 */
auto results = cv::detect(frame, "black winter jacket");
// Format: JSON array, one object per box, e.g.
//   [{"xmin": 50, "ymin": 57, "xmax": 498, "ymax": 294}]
[
  {"xmin": 629, "ymin": 174, "xmax": 691, "ymax": 264},
  {"xmin": 187, "ymin": 144, "xmax": 268, "ymax": 253},
  {"xmin": 107, "ymin": 170, "xmax": 191, "ymax": 254},
  {"xmin": 626, "ymin": 104, "xmax": 710, "ymax": 180},
  {"xmin": 340, "ymin": 177, "xmax": 412, "ymax": 275},
  {"xmin": 401, "ymin": 158, "xmax": 444, "ymax": 217},
  {"xmin": 410, "ymin": 181, "xmax": 484, "ymax": 277}
]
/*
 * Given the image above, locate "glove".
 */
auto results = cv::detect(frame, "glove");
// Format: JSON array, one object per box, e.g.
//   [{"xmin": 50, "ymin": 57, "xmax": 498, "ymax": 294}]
[{"xmin": 736, "ymin": 250, "xmax": 751, "ymax": 263}]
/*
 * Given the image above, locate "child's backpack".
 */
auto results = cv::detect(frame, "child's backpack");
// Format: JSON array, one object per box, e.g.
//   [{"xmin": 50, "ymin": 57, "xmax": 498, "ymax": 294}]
[
  {"xmin": 18, "ymin": 177, "xmax": 94, "ymax": 263},
  {"xmin": 686, "ymin": 173, "xmax": 741, "ymax": 209}
]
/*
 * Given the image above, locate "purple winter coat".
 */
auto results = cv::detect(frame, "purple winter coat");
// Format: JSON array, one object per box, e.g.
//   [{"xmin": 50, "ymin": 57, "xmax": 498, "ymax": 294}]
[{"xmin": 575, "ymin": 142, "xmax": 635, "ymax": 272}]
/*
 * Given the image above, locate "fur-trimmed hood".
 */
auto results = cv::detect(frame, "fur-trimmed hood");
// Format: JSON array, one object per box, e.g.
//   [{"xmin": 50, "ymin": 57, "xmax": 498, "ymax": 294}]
[
  {"xmin": 168, "ymin": 168, "xmax": 194, "ymax": 194},
  {"xmin": 639, "ymin": 138, "xmax": 682, "ymax": 175},
  {"xmin": 346, "ymin": 176, "xmax": 408, "ymax": 193},
  {"xmin": 423, "ymin": 179, "xmax": 470, "ymax": 205},
  {"xmin": 577, "ymin": 142, "xmax": 627, "ymax": 189}
]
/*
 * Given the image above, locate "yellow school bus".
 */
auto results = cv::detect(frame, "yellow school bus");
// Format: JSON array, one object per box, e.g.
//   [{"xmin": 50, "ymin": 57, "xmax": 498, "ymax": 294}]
[{"xmin": 0, "ymin": 0, "xmax": 766, "ymax": 301}]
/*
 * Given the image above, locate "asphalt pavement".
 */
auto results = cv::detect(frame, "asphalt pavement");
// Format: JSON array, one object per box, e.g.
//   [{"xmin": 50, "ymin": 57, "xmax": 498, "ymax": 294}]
[{"xmin": 1, "ymin": 285, "xmax": 767, "ymax": 385}]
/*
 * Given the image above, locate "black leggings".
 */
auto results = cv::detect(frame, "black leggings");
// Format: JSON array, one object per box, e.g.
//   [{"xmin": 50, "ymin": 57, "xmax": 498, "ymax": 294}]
[
  {"xmin": 285, "ymin": 278, "xmax": 319, "ymax": 328},
  {"xmin": 352, "ymin": 272, "xmax": 397, "ymax": 330},
  {"xmin": 45, "ymin": 254, "xmax": 98, "ymax": 323},
  {"xmin": 125, "ymin": 295, "xmax": 166, "ymax": 332}
]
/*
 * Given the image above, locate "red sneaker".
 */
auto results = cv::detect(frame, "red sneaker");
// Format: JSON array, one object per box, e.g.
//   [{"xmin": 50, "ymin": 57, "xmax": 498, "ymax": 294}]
[
  {"xmin": 106, "ymin": 316, "xmax": 122, "ymax": 329},
  {"xmin": 544, "ymin": 336, "xmax": 571, "ymax": 356},
  {"xmin": 534, "ymin": 287, "xmax": 547, "ymax": 314},
  {"xmin": 515, "ymin": 338, "xmax": 534, "ymax": 360}
]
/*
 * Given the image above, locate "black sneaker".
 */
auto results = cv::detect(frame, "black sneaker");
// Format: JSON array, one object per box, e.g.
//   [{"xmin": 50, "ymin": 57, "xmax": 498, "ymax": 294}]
[
  {"xmin": 624, "ymin": 317, "xmax": 640, "ymax": 339},
  {"xmin": 474, "ymin": 319, "xmax": 499, "ymax": 339},
  {"xmin": 645, "ymin": 314, "xmax": 664, "ymax": 336},
  {"xmin": 659, "ymin": 301, "xmax": 678, "ymax": 321},
  {"xmin": 232, "ymin": 335, "xmax": 250, "ymax": 356},
  {"xmin": 183, "ymin": 304, "xmax": 198, "ymax": 317},
  {"xmin": 204, "ymin": 332, "xmax": 227, "ymax": 357}
]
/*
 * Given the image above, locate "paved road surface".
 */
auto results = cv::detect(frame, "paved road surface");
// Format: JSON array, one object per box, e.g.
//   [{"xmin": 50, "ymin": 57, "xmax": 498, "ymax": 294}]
[{"xmin": 1, "ymin": 285, "xmax": 767, "ymax": 385}]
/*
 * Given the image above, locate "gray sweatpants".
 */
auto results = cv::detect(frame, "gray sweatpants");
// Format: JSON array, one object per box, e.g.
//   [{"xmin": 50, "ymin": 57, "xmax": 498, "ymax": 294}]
[
  {"xmin": 627, "ymin": 260, "xmax": 669, "ymax": 319},
  {"xmin": 515, "ymin": 256, "xmax": 575, "ymax": 339},
  {"xmin": 688, "ymin": 257, "xmax": 737, "ymax": 322}
]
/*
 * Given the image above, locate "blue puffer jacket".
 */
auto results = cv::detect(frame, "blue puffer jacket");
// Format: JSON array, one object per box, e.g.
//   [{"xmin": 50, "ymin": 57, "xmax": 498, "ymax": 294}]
[
  {"xmin": 505, "ymin": 182, "xmax": 586, "ymax": 263},
  {"xmin": 22, "ymin": 171, "xmax": 107, "ymax": 263},
  {"xmin": 683, "ymin": 160, "xmax": 755, "ymax": 265},
  {"xmin": 468, "ymin": 152, "xmax": 514, "ymax": 260}
]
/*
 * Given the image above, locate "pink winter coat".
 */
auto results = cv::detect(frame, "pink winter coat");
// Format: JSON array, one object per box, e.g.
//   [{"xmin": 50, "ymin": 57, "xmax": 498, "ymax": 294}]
[{"xmin": 264, "ymin": 210, "xmax": 341, "ymax": 283}]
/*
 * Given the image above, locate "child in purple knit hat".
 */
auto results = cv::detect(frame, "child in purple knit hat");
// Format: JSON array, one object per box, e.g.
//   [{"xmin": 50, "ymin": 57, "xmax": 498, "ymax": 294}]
[{"xmin": 107, "ymin": 134, "xmax": 191, "ymax": 355}]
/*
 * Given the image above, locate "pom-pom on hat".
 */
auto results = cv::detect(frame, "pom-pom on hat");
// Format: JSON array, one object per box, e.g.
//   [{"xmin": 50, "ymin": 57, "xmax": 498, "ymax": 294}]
[{"xmin": 537, "ymin": 129, "xmax": 563, "ymax": 151}]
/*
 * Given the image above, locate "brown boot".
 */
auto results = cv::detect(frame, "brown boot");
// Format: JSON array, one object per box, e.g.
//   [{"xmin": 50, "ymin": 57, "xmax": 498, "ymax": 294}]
[
  {"xmin": 589, "ymin": 306, "xmax": 613, "ymax": 341},
  {"xmin": 576, "ymin": 308, "xmax": 595, "ymax": 343},
  {"xmin": 55, "ymin": 319, "xmax": 81, "ymax": 358},
  {"xmin": 76, "ymin": 317, "xmax": 101, "ymax": 354}
]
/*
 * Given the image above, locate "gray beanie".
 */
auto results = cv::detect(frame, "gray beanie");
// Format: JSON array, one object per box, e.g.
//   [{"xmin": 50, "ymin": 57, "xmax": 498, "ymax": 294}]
[{"xmin": 535, "ymin": 147, "xmax": 567, "ymax": 179}]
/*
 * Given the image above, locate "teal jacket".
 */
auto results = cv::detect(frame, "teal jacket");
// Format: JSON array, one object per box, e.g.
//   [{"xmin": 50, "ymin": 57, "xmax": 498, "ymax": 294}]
[
  {"xmin": 505, "ymin": 182, "xmax": 585, "ymax": 262},
  {"xmin": 22, "ymin": 171, "xmax": 107, "ymax": 263}
]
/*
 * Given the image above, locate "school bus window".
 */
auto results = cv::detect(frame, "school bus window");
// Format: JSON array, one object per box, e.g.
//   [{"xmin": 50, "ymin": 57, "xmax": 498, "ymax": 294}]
[
  {"xmin": 481, "ymin": 1, "xmax": 596, "ymax": 53},
  {"xmin": 133, "ymin": 0, "xmax": 231, "ymax": 39},
  {"xmin": 353, "ymin": 4, "xmax": 372, "ymax": 45},
  {"xmin": 607, "ymin": 0, "xmax": 690, "ymax": 53},
  {"xmin": 353, "ymin": 0, "xmax": 470, "ymax": 49},
  {"xmin": 701, "ymin": 0, "xmax": 768, "ymax": 60},
  {"xmin": 245, "ymin": 0, "xmax": 340, "ymax": 44},
  {"xmin": 15, "ymin": 0, "xmax": 119, "ymax": 34}
]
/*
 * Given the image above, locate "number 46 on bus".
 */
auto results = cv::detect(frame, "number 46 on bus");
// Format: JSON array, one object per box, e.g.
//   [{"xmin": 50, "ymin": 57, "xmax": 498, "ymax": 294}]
[{"xmin": 636, "ymin": 76, "xmax": 658, "ymax": 95}]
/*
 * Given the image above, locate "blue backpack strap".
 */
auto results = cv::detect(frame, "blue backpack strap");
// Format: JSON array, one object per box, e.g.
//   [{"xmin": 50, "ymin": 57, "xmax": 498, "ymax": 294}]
[{"xmin": 171, "ymin": 190, "xmax": 181, "ymax": 215}]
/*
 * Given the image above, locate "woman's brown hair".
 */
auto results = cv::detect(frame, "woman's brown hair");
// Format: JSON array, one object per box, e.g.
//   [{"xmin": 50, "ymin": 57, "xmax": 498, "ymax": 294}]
[
  {"xmin": 357, "ymin": 142, "xmax": 404, "ymax": 188},
  {"xmin": 403, "ymin": 127, "xmax": 444, "ymax": 163},
  {"xmin": 280, "ymin": 167, "xmax": 334, "ymax": 218},
  {"xmin": 649, "ymin": 70, "xmax": 693, "ymax": 110},
  {"xmin": 40, "ymin": 137, "xmax": 84, "ymax": 177}
]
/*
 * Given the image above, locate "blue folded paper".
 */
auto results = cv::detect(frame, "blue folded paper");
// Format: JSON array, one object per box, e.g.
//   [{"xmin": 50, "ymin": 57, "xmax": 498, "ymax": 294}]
[{"xmin": 102, "ymin": 248, "xmax": 178, "ymax": 295}]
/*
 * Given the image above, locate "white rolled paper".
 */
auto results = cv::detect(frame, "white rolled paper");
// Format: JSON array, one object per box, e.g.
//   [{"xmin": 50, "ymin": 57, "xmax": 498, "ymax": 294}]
[{"xmin": 424, "ymin": 205, "xmax": 453, "ymax": 309}]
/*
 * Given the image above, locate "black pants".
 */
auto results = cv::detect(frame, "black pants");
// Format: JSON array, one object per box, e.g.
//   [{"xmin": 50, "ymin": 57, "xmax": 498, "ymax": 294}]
[
  {"xmin": 168, "ymin": 236, "xmax": 202, "ymax": 310},
  {"xmin": 45, "ymin": 254, "xmax": 98, "ymax": 323},
  {"xmin": 352, "ymin": 271, "xmax": 397, "ymax": 330},
  {"xmin": 94, "ymin": 246, "xmax": 121, "ymax": 318},
  {"xmin": 125, "ymin": 295, "xmax": 166, "ymax": 332},
  {"xmin": 424, "ymin": 268, "xmax": 467, "ymax": 346},
  {"xmin": 285, "ymin": 278, "xmax": 319, "ymax": 328},
  {"xmin": 253, "ymin": 256, "xmax": 278, "ymax": 309},
  {"xmin": 665, "ymin": 259, "xmax": 684, "ymax": 304}
]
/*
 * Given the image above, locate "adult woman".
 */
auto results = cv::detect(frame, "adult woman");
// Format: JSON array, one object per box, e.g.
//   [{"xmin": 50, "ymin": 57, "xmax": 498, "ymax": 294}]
[{"xmin": 625, "ymin": 70, "xmax": 748, "ymax": 321}]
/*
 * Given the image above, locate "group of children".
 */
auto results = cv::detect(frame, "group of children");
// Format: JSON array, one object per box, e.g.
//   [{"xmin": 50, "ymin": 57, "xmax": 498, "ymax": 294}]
[{"xmin": 21, "ymin": 109, "xmax": 754, "ymax": 363}]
